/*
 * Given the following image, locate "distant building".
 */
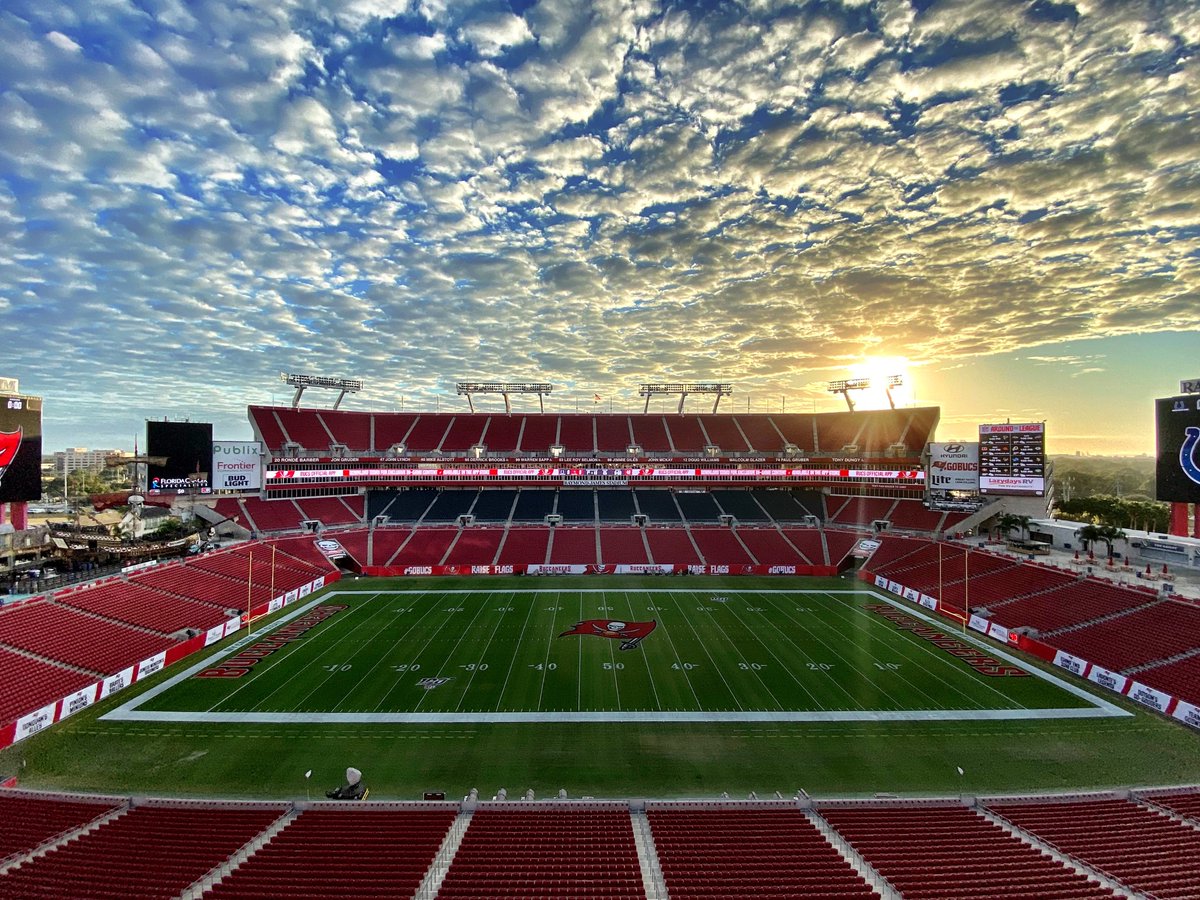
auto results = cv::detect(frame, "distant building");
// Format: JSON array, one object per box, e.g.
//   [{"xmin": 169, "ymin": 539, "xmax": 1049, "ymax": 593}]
[{"xmin": 53, "ymin": 448, "xmax": 132, "ymax": 476}]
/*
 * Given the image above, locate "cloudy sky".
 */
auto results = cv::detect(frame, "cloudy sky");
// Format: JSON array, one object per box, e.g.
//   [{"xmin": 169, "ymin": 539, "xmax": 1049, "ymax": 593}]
[{"xmin": 1, "ymin": 0, "xmax": 1197, "ymax": 454}]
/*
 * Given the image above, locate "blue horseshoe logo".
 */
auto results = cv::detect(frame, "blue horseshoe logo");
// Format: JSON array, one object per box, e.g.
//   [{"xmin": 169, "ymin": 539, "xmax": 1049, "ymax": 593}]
[{"xmin": 1182, "ymin": 427, "xmax": 1200, "ymax": 485}]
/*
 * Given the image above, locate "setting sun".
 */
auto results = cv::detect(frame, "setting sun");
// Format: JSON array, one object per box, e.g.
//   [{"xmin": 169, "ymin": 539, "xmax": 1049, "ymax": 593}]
[{"xmin": 847, "ymin": 356, "xmax": 914, "ymax": 409}]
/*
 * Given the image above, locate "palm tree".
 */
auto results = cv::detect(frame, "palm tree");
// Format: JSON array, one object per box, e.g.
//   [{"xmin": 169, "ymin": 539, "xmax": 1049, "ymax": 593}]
[
  {"xmin": 1012, "ymin": 515, "xmax": 1032, "ymax": 541},
  {"xmin": 994, "ymin": 513, "xmax": 1022, "ymax": 541},
  {"xmin": 1095, "ymin": 525, "xmax": 1127, "ymax": 559},
  {"xmin": 1074, "ymin": 523, "xmax": 1102, "ymax": 553}
]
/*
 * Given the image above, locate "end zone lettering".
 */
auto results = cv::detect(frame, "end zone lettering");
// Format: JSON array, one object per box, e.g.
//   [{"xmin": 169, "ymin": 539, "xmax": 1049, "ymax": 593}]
[
  {"xmin": 196, "ymin": 605, "xmax": 346, "ymax": 678},
  {"xmin": 866, "ymin": 604, "xmax": 1027, "ymax": 677}
]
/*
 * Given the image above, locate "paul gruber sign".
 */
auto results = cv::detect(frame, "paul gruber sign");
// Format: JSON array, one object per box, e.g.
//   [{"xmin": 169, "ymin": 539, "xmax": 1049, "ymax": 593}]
[{"xmin": 212, "ymin": 441, "xmax": 263, "ymax": 491}]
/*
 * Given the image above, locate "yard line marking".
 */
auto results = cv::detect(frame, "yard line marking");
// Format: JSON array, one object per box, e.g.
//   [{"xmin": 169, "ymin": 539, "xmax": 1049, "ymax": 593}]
[
  {"xmin": 715, "ymin": 594, "xmax": 829, "ymax": 711},
  {"xmin": 604, "ymin": 598, "xmax": 622, "ymax": 712},
  {"xmin": 624, "ymin": 591, "xmax": 661, "ymax": 711},
  {"xmin": 802, "ymin": 591, "xmax": 990, "ymax": 709},
  {"xmin": 817, "ymin": 592, "xmax": 1028, "ymax": 709},
  {"xmin": 578, "ymin": 595, "xmax": 583, "ymax": 715},
  {"xmin": 209, "ymin": 591, "xmax": 389, "ymax": 713},
  {"xmin": 742, "ymin": 591, "xmax": 870, "ymax": 709},
  {"xmin": 285, "ymin": 593, "xmax": 433, "ymax": 712},
  {"xmin": 369, "ymin": 591, "xmax": 489, "ymax": 712},
  {"xmin": 412, "ymin": 589, "xmax": 497, "ymax": 712},
  {"xmin": 667, "ymin": 591, "xmax": 750, "ymax": 712},
  {"xmin": 455, "ymin": 591, "xmax": 515, "ymax": 711},
  {"xmin": 537, "ymin": 591, "xmax": 566, "ymax": 712},
  {"xmin": 492, "ymin": 590, "xmax": 540, "ymax": 711},
  {"xmin": 753, "ymin": 592, "xmax": 912, "ymax": 710},
  {"xmin": 646, "ymin": 596, "xmax": 704, "ymax": 711},
  {"xmin": 690, "ymin": 591, "xmax": 787, "ymax": 711},
  {"xmin": 319, "ymin": 593, "xmax": 446, "ymax": 712}
]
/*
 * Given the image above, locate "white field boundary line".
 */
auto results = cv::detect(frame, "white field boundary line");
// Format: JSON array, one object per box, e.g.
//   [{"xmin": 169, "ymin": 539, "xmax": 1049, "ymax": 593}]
[{"xmin": 102, "ymin": 589, "xmax": 1132, "ymax": 725}]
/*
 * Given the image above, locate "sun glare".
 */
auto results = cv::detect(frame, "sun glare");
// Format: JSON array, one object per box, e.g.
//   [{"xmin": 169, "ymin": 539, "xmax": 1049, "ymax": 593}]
[{"xmin": 848, "ymin": 356, "xmax": 913, "ymax": 409}]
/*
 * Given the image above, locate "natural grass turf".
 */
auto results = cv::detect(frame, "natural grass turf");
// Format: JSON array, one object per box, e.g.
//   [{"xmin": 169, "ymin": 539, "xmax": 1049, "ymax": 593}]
[
  {"xmin": 142, "ymin": 583, "xmax": 1090, "ymax": 715},
  {"xmin": 3, "ymin": 576, "xmax": 1199, "ymax": 800}
]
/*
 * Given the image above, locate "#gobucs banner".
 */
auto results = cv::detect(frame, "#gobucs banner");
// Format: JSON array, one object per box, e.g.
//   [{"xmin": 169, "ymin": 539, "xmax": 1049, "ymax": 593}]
[
  {"xmin": 560, "ymin": 619, "xmax": 657, "ymax": 651},
  {"xmin": 0, "ymin": 428, "xmax": 20, "ymax": 487}
]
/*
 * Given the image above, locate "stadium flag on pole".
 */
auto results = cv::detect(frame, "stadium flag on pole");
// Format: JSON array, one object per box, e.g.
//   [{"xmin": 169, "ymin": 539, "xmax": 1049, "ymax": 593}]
[{"xmin": 593, "ymin": 393, "xmax": 602, "ymax": 403}]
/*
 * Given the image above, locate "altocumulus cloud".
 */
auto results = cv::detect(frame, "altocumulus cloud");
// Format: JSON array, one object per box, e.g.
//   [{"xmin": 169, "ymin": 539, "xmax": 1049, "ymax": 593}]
[{"xmin": 0, "ymin": 0, "xmax": 1197, "ymax": 442}]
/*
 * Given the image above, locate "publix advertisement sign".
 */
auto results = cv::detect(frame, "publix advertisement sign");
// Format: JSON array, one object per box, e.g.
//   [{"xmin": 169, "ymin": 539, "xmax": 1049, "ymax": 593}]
[{"xmin": 212, "ymin": 441, "xmax": 263, "ymax": 491}]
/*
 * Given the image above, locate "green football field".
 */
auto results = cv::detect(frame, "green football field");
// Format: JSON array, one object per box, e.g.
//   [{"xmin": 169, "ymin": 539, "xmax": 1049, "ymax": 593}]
[
  {"xmin": 130, "ymin": 586, "xmax": 1098, "ymax": 719},
  {"xmin": 4, "ymin": 577, "xmax": 1200, "ymax": 800}
]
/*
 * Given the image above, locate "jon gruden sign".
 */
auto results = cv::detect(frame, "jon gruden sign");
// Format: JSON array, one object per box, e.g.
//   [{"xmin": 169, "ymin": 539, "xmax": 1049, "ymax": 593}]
[
  {"xmin": 927, "ymin": 442, "xmax": 980, "ymax": 492},
  {"xmin": 212, "ymin": 441, "xmax": 263, "ymax": 491}
]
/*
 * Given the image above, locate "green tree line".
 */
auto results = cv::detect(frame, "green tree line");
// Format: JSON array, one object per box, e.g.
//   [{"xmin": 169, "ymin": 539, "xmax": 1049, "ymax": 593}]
[{"xmin": 1054, "ymin": 496, "xmax": 1169, "ymax": 533}]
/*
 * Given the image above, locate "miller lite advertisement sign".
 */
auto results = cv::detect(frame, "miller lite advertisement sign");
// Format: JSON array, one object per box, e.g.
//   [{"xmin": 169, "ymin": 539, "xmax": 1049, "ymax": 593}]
[
  {"xmin": 927, "ymin": 442, "xmax": 979, "ymax": 492},
  {"xmin": 1156, "ymin": 396, "xmax": 1200, "ymax": 503},
  {"xmin": 0, "ymin": 392, "xmax": 42, "ymax": 503}
]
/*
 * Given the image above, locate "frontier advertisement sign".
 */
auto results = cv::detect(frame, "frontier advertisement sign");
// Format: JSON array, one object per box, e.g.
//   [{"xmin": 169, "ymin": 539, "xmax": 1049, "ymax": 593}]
[
  {"xmin": 212, "ymin": 441, "xmax": 263, "ymax": 491},
  {"xmin": 927, "ymin": 442, "xmax": 979, "ymax": 493}
]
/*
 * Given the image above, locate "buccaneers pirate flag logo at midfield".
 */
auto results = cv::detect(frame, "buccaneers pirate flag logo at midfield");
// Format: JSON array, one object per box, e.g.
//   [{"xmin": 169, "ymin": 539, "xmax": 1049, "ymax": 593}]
[{"xmin": 560, "ymin": 619, "xmax": 657, "ymax": 651}]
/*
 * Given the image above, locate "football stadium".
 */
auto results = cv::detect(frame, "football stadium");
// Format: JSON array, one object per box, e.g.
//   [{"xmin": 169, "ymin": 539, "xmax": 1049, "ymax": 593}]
[
  {"xmin": 2, "ymin": 383, "xmax": 1200, "ymax": 897},
  {"xmin": 4, "ymin": 0, "xmax": 1200, "ymax": 896}
]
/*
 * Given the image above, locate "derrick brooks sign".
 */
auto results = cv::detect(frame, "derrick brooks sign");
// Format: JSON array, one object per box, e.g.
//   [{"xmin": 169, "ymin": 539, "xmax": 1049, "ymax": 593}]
[
  {"xmin": 212, "ymin": 441, "xmax": 263, "ymax": 491},
  {"xmin": 927, "ymin": 442, "xmax": 979, "ymax": 492}
]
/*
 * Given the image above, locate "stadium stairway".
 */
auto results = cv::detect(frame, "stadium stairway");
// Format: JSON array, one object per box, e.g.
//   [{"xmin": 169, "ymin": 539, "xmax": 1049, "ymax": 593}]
[
  {"xmin": 1039, "ymin": 597, "xmax": 1165, "ymax": 637},
  {"xmin": 0, "ymin": 793, "xmax": 127, "ymax": 877},
  {"xmin": 1126, "ymin": 644, "xmax": 1200, "ymax": 675}
]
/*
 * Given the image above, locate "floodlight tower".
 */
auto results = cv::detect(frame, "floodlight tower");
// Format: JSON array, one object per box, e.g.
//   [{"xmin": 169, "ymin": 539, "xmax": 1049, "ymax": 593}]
[
  {"xmin": 280, "ymin": 372, "xmax": 364, "ymax": 409},
  {"xmin": 638, "ymin": 383, "xmax": 733, "ymax": 415},
  {"xmin": 456, "ymin": 382, "xmax": 554, "ymax": 414},
  {"xmin": 882, "ymin": 374, "xmax": 905, "ymax": 410},
  {"xmin": 826, "ymin": 378, "xmax": 871, "ymax": 411}
]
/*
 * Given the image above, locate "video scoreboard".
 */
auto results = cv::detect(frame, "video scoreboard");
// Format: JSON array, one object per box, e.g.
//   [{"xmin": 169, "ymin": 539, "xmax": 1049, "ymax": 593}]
[
  {"xmin": 1156, "ymin": 395, "xmax": 1200, "ymax": 503},
  {"xmin": 146, "ymin": 420, "xmax": 213, "ymax": 492},
  {"xmin": 978, "ymin": 422, "xmax": 1045, "ymax": 495},
  {"xmin": 0, "ymin": 391, "xmax": 42, "ymax": 503}
]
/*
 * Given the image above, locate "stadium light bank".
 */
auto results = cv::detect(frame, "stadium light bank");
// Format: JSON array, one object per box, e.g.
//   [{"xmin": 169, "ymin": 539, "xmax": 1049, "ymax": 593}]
[
  {"xmin": 280, "ymin": 372, "xmax": 364, "ymax": 409},
  {"xmin": 827, "ymin": 375, "xmax": 904, "ymax": 411},
  {"xmin": 638, "ymin": 383, "xmax": 733, "ymax": 415},
  {"xmin": 456, "ymin": 382, "xmax": 554, "ymax": 415}
]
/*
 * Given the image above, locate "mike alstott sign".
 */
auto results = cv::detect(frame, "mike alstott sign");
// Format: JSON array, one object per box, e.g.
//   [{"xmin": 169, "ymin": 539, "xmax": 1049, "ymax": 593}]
[{"xmin": 212, "ymin": 441, "xmax": 263, "ymax": 491}]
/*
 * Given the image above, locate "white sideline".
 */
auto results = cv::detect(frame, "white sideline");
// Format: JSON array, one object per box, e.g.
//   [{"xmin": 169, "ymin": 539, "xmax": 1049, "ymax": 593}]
[{"xmin": 102, "ymin": 589, "xmax": 1131, "ymax": 725}]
